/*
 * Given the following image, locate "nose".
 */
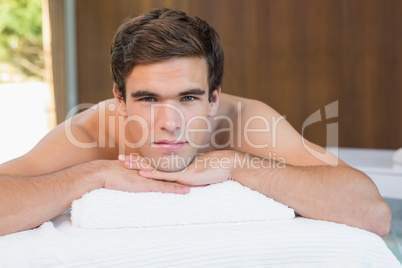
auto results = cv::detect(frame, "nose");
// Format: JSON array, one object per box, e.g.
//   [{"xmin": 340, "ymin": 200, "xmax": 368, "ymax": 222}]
[{"xmin": 153, "ymin": 104, "xmax": 183, "ymax": 133}]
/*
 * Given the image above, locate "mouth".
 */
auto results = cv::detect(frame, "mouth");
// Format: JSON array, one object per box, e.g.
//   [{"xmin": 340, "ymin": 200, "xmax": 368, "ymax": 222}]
[{"xmin": 153, "ymin": 140, "xmax": 187, "ymax": 151}]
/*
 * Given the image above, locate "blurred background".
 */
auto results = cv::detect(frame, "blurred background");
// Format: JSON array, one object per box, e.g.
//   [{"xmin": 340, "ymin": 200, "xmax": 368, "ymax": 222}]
[
  {"xmin": 0, "ymin": 0, "xmax": 401, "ymax": 160},
  {"xmin": 0, "ymin": 0, "xmax": 49, "ymax": 163}
]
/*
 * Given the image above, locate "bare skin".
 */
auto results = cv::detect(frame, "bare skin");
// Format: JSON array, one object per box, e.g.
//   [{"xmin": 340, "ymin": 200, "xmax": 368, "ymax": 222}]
[{"xmin": 0, "ymin": 57, "xmax": 391, "ymax": 236}]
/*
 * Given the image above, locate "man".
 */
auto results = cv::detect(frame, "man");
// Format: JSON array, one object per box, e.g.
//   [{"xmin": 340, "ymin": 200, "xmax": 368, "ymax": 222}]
[{"xmin": 0, "ymin": 8, "xmax": 391, "ymax": 236}]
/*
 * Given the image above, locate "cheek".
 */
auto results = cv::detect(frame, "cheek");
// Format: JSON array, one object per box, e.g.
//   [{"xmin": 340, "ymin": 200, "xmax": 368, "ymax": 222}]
[
  {"xmin": 122, "ymin": 120, "xmax": 147, "ymax": 146},
  {"xmin": 185, "ymin": 115, "xmax": 210, "ymax": 143},
  {"xmin": 125, "ymin": 106, "xmax": 152, "ymax": 143}
]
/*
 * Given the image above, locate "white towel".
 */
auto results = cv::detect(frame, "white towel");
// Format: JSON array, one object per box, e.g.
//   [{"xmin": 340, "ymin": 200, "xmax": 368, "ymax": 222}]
[
  {"xmin": 1, "ymin": 214, "xmax": 400, "ymax": 267},
  {"xmin": 71, "ymin": 180, "xmax": 295, "ymax": 229},
  {"xmin": 1, "ymin": 202, "xmax": 399, "ymax": 267}
]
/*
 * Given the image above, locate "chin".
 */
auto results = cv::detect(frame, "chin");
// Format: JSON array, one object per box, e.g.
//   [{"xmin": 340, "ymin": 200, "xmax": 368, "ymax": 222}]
[{"xmin": 146, "ymin": 153, "xmax": 196, "ymax": 172}]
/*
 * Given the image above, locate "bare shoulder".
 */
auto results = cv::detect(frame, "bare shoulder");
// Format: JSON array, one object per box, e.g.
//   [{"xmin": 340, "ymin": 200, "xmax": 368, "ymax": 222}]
[
  {"xmin": 219, "ymin": 93, "xmax": 343, "ymax": 166},
  {"xmin": 218, "ymin": 93, "xmax": 283, "ymax": 133},
  {"xmin": 0, "ymin": 99, "xmax": 119, "ymax": 176},
  {"xmin": 219, "ymin": 93, "xmax": 279, "ymax": 117},
  {"xmin": 68, "ymin": 99, "xmax": 118, "ymax": 142}
]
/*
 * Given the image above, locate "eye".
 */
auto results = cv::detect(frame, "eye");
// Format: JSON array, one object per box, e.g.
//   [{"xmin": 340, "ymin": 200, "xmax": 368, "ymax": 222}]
[
  {"xmin": 181, "ymin": 96, "xmax": 196, "ymax": 102},
  {"xmin": 139, "ymin": 97, "xmax": 156, "ymax": 102}
]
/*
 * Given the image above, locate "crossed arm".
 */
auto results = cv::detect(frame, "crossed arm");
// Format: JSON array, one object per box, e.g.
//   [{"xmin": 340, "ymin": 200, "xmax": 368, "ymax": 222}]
[
  {"xmin": 0, "ymin": 158, "xmax": 191, "ymax": 236},
  {"xmin": 0, "ymin": 142, "xmax": 391, "ymax": 237},
  {"xmin": 120, "ymin": 150, "xmax": 392, "ymax": 237}
]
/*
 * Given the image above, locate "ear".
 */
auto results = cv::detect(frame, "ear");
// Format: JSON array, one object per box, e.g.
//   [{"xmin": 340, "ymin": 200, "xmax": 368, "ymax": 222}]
[
  {"xmin": 207, "ymin": 87, "xmax": 221, "ymax": 117},
  {"xmin": 113, "ymin": 83, "xmax": 128, "ymax": 116}
]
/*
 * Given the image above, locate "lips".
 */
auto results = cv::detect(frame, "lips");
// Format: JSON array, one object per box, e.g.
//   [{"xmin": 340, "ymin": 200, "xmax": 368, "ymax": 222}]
[{"xmin": 153, "ymin": 140, "xmax": 186, "ymax": 151}]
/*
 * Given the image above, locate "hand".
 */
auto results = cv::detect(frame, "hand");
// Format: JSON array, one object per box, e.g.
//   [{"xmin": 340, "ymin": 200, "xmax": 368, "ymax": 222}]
[
  {"xmin": 119, "ymin": 151, "xmax": 233, "ymax": 186},
  {"xmin": 99, "ymin": 160, "xmax": 190, "ymax": 194}
]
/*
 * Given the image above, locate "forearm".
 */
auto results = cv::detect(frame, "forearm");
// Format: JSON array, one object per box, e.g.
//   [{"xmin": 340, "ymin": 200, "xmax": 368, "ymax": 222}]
[
  {"xmin": 229, "ymin": 151, "xmax": 391, "ymax": 236},
  {"xmin": 0, "ymin": 160, "xmax": 106, "ymax": 236}
]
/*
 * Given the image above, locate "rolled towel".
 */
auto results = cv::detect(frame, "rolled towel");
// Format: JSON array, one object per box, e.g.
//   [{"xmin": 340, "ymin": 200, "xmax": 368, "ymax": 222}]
[{"xmin": 71, "ymin": 180, "xmax": 295, "ymax": 229}]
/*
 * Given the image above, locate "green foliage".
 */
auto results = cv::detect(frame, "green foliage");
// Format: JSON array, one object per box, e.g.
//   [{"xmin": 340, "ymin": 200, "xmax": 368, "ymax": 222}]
[{"xmin": 0, "ymin": 0, "xmax": 44, "ymax": 79}]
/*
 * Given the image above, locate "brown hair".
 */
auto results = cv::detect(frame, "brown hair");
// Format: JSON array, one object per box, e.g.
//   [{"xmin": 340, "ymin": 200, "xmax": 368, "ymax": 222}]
[{"xmin": 111, "ymin": 8, "xmax": 224, "ymax": 102}]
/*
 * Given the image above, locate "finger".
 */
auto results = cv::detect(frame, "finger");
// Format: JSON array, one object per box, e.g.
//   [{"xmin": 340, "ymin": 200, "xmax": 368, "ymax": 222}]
[
  {"xmin": 138, "ymin": 169, "xmax": 179, "ymax": 182},
  {"xmin": 191, "ymin": 184, "xmax": 210, "ymax": 188},
  {"xmin": 145, "ymin": 179, "xmax": 190, "ymax": 194},
  {"xmin": 118, "ymin": 155, "xmax": 153, "ymax": 170},
  {"xmin": 123, "ymin": 160, "xmax": 152, "ymax": 170},
  {"xmin": 118, "ymin": 154, "xmax": 142, "ymax": 162}
]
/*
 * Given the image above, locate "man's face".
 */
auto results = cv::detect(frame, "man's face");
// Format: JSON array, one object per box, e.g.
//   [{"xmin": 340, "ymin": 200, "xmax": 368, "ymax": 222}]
[{"xmin": 116, "ymin": 57, "xmax": 220, "ymax": 171}]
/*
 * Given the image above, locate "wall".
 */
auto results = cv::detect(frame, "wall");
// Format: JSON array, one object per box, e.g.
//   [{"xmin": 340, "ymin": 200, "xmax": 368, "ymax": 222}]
[{"xmin": 74, "ymin": 0, "xmax": 402, "ymax": 149}]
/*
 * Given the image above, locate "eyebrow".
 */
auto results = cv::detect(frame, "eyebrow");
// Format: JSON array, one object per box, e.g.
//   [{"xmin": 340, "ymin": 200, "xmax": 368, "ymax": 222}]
[
  {"xmin": 130, "ymin": 88, "xmax": 206, "ymax": 98},
  {"xmin": 130, "ymin": 91, "xmax": 159, "ymax": 98},
  {"xmin": 178, "ymin": 88, "xmax": 206, "ymax": 97}
]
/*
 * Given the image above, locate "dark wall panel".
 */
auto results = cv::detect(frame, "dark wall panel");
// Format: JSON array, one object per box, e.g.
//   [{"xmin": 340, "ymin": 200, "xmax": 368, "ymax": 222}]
[{"xmin": 75, "ymin": 0, "xmax": 402, "ymax": 149}]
